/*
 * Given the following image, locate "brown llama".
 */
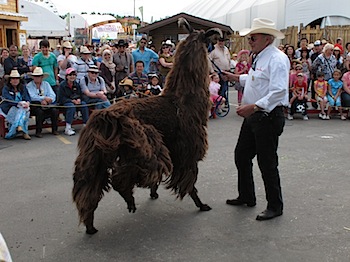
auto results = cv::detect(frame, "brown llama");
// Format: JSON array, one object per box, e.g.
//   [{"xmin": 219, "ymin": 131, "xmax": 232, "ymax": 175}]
[{"xmin": 72, "ymin": 18, "xmax": 222, "ymax": 234}]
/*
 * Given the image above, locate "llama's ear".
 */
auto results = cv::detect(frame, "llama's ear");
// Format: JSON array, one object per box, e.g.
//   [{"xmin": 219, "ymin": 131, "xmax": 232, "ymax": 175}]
[
  {"xmin": 178, "ymin": 18, "xmax": 193, "ymax": 33},
  {"xmin": 205, "ymin": 28, "xmax": 223, "ymax": 40}
]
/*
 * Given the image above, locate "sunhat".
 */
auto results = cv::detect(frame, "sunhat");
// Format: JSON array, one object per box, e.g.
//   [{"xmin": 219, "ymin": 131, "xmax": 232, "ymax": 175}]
[
  {"xmin": 4, "ymin": 70, "xmax": 23, "ymax": 80},
  {"xmin": 149, "ymin": 73, "xmax": 159, "ymax": 80},
  {"xmin": 237, "ymin": 49, "xmax": 250, "ymax": 59},
  {"xmin": 62, "ymin": 41, "xmax": 73, "ymax": 49},
  {"xmin": 239, "ymin": 18, "xmax": 285, "ymax": 39},
  {"xmin": 80, "ymin": 46, "xmax": 91, "ymax": 54},
  {"xmin": 28, "ymin": 67, "xmax": 49, "ymax": 79},
  {"xmin": 162, "ymin": 40, "xmax": 175, "ymax": 48},
  {"xmin": 115, "ymin": 39, "xmax": 128, "ymax": 47},
  {"xmin": 119, "ymin": 78, "xmax": 133, "ymax": 87},
  {"xmin": 87, "ymin": 65, "xmax": 99, "ymax": 73}
]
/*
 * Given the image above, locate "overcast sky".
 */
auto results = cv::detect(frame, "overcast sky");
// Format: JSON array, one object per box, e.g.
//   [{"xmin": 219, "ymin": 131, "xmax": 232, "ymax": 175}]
[{"xmin": 50, "ymin": 0, "xmax": 197, "ymax": 23}]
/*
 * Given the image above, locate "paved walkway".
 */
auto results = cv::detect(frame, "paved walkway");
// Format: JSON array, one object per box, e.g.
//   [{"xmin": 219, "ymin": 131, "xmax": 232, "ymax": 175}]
[{"xmin": 0, "ymin": 90, "xmax": 349, "ymax": 261}]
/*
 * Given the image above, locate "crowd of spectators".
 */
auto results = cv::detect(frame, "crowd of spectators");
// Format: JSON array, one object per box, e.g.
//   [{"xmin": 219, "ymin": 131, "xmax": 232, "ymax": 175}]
[{"xmin": 1, "ymin": 34, "xmax": 350, "ymax": 140}]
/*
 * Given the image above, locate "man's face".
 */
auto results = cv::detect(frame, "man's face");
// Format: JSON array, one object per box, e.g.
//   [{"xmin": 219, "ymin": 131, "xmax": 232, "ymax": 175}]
[
  {"xmin": 248, "ymin": 34, "xmax": 271, "ymax": 54},
  {"xmin": 136, "ymin": 63, "xmax": 144, "ymax": 73},
  {"xmin": 41, "ymin": 46, "xmax": 50, "ymax": 55},
  {"xmin": 118, "ymin": 45, "xmax": 126, "ymax": 53},
  {"xmin": 9, "ymin": 46, "xmax": 18, "ymax": 58},
  {"xmin": 88, "ymin": 71, "xmax": 98, "ymax": 81},
  {"xmin": 82, "ymin": 53, "xmax": 90, "ymax": 60},
  {"xmin": 139, "ymin": 40, "xmax": 147, "ymax": 48},
  {"xmin": 33, "ymin": 75, "xmax": 43, "ymax": 85},
  {"xmin": 217, "ymin": 39, "xmax": 225, "ymax": 48},
  {"xmin": 300, "ymin": 39, "xmax": 308, "ymax": 48}
]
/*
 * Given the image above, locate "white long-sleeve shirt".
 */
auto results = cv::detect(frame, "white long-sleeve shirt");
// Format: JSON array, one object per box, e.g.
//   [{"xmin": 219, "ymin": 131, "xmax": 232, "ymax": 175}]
[{"xmin": 239, "ymin": 44, "xmax": 290, "ymax": 113}]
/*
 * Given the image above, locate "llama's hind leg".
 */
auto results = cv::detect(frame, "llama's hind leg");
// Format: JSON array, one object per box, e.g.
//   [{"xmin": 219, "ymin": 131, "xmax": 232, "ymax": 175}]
[
  {"xmin": 150, "ymin": 184, "xmax": 159, "ymax": 199},
  {"xmin": 190, "ymin": 187, "xmax": 212, "ymax": 211},
  {"xmin": 84, "ymin": 209, "xmax": 98, "ymax": 235}
]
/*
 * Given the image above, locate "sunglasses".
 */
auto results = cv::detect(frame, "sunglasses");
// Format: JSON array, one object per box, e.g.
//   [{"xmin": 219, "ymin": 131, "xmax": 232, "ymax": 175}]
[
  {"xmin": 162, "ymin": 46, "xmax": 169, "ymax": 49},
  {"xmin": 89, "ymin": 72, "xmax": 98, "ymax": 74},
  {"xmin": 140, "ymin": 41, "xmax": 147, "ymax": 44},
  {"xmin": 247, "ymin": 36, "xmax": 258, "ymax": 42},
  {"xmin": 68, "ymin": 73, "xmax": 77, "ymax": 76}
]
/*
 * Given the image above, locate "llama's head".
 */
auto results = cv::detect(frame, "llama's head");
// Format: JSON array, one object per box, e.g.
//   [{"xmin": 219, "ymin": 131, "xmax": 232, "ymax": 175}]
[{"xmin": 163, "ymin": 18, "xmax": 222, "ymax": 96}]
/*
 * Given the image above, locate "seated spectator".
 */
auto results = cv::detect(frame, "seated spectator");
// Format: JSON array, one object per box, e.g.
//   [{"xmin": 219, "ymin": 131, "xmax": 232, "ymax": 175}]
[
  {"xmin": 287, "ymin": 72, "xmax": 309, "ymax": 120},
  {"xmin": 58, "ymin": 68, "xmax": 89, "ymax": 136},
  {"xmin": 333, "ymin": 46, "xmax": 344, "ymax": 71},
  {"xmin": 145, "ymin": 74, "xmax": 162, "ymax": 96},
  {"xmin": 119, "ymin": 77, "xmax": 137, "ymax": 98},
  {"xmin": 289, "ymin": 63, "xmax": 307, "ymax": 90},
  {"xmin": 341, "ymin": 70, "xmax": 350, "ymax": 119},
  {"xmin": 314, "ymin": 71, "xmax": 328, "ymax": 119},
  {"xmin": 27, "ymin": 67, "xmax": 59, "ymax": 138},
  {"xmin": 326, "ymin": 69, "xmax": 344, "ymax": 120},
  {"xmin": 209, "ymin": 73, "xmax": 226, "ymax": 114},
  {"xmin": 80, "ymin": 65, "xmax": 110, "ymax": 109},
  {"xmin": 129, "ymin": 60, "xmax": 148, "ymax": 97},
  {"xmin": 99, "ymin": 49, "xmax": 116, "ymax": 100},
  {"xmin": 0, "ymin": 70, "xmax": 31, "ymax": 139}
]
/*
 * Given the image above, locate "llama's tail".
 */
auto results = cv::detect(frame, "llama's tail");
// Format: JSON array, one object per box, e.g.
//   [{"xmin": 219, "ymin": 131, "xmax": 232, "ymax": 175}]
[{"xmin": 72, "ymin": 107, "xmax": 172, "ymax": 223}]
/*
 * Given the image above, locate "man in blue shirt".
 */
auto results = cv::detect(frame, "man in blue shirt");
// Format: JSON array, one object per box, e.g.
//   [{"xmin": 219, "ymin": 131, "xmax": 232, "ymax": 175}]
[{"xmin": 132, "ymin": 38, "xmax": 159, "ymax": 74}]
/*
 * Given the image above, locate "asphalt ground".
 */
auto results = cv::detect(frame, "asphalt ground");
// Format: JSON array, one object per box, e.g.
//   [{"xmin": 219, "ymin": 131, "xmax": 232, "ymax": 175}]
[{"xmin": 0, "ymin": 90, "xmax": 349, "ymax": 261}]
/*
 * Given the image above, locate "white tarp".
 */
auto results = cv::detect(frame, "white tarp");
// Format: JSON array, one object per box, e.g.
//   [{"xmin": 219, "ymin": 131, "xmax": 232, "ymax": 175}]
[
  {"xmin": 92, "ymin": 23, "xmax": 124, "ymax": 40},
  {"xmin": 19, "ymin": 0, "xmax": 68, "ymax": 37},
  {"xmin": 183, "ymin": 0, "xmax": 350, "ymax": 31}
]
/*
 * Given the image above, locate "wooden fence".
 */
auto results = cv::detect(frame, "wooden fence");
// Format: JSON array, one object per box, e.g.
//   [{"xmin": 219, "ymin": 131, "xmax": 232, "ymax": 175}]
[{"xmin": 228, "ymin": 25, "xmax": 350, "ymax": 54}]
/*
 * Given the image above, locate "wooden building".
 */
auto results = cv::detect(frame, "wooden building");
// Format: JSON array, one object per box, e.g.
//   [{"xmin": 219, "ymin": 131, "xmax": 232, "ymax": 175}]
[
  {"xmin": 0, "ymin": 0, "xmax": 28, "ymax": 48},
  {"xmin": 138, "ymin": 12, "xmax": 234, "ymax": 51}
]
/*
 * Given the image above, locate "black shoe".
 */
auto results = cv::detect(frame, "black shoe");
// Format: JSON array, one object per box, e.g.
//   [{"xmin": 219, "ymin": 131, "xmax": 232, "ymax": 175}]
[
  {"xmin": 35, "ymin": 133, "xmax": 43, "ymax": 138},
  {"xmin": 226, "ymin": 198, "xmax": 256, "ymax": 207},
  {"xmin": 256, "ymin": 209, "xmax": 283, "ymax": 221}
]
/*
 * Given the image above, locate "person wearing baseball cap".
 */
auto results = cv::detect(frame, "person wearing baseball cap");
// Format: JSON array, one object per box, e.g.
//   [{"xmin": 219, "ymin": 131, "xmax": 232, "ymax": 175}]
[{"xmin": 58, "ymin": 67, "xmax": 89, "ymax": 135}]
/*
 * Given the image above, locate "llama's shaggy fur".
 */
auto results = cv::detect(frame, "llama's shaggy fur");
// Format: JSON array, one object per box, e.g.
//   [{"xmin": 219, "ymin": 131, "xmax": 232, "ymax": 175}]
[{"xmin": 72, "ymin": 19, "xmax": 222, "ymax": 234}]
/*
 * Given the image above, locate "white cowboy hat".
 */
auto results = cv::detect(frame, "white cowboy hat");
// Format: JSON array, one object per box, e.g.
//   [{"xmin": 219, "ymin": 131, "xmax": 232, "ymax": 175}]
[
  {"xmin": 239, "ymin": 18, "xmax": 285, "ymax": 39},
  {"xmin": 28, "ymin": 67, "xmax": 49, "ymax": 79},
  {"xmin": 162, "ymin": 40, "xmax": 175, "ymax": 48},
  {"xmin": 4, "ymin": 70, "xmax": 23, "ymax": 80}
]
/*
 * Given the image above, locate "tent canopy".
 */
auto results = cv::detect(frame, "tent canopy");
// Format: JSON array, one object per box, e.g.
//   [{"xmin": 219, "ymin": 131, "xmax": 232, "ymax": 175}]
[
  {"xmin": 184, "ymin": 0, "xmax": 350, "ymax": 31},
  {"xmin": 19, "ymin": 0, "xmax": 68, "ymax": 37}
]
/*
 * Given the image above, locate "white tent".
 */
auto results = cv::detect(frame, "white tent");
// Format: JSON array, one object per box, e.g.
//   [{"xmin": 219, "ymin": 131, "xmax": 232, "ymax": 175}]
[
  {"xmin": 19, "ymin": 0, "xmax": 68, "ymax": 37},
  {"xmin": 184, "ymin": 0, "xmax": 350, "ymax": 31}
]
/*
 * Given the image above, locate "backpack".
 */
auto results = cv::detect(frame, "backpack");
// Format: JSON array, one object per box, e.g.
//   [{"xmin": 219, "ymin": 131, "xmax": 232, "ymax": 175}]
[{"xmin": 84, "ymin": 75, "xmax": 102, "ymax": 86}]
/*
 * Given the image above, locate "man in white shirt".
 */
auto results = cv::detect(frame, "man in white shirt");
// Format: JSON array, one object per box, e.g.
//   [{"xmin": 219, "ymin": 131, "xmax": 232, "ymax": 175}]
[{"xmin": 223, "ymin": 18, "xmax": 290, "ymax": 221}]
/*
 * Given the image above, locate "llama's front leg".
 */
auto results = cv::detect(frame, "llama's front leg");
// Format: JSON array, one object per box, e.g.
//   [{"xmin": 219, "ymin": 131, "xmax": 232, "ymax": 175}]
[
  {"xmin": 114, "ymin": 186, "xmax": 136, "ymax": 213},
  {"xmin": 190, "ymin": 187, "xmax": 212, "ymax": 211},
  {"xmin": 150, "ymin": 184, "xmax": 159, "ymax": 199}
]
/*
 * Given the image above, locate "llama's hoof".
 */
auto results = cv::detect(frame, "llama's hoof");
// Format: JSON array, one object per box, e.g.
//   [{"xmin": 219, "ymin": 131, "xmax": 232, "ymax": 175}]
[
  {"xmin": 127, "ymin": 204, "xmax": 136, "ymax": 213},
  {"xmin": 86, "ymin": 227, "xmax": 98, "ymax": 235},
  {"xmin": 200, "ymin": 204, "xmax": 212, "ymax": 211},
  {"xmin": 150, "ymin": 192, "xmax": 159, "ymax": 199}
]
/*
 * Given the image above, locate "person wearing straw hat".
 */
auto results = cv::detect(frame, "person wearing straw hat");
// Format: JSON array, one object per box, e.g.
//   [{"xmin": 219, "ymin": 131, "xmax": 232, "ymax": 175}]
[
  {"xmin": 57, "ymin": 41, "xmax": 77, "ymax": 83},
  {"xmin": 223, "ymin": 18, "xmax": 290, "ymax": 221},
  {"xmin": 27, "ymin": 67, "xmax": 59, "ymax": 138},
  {"xmin": 0, "ymin": 70, "xmax": 31, "ymax": 140},
  {"xmin": 73, "ymin": 46, "xmax": 95, "ymax": 82}
]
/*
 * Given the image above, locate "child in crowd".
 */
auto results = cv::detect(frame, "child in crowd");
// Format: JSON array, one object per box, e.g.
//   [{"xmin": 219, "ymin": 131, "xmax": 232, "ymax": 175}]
[
  {"xmin": 326, "ymin": 69, "xmax": 345, "ymax": 120},
  {"xmin": 145, "ymin": 74, "xmax": 162, "ymax": 96},
  {"xmin": 119, "ymin": 78, "xmax": 137, "ymax": 99},
  {"xmin": 234, "ymin": 50, "xmax": 250, "ymax": 105},
  {"xmin": 209, "ymin": 73, "xmax": 226, "ymax": 114},
  {"xmin": 288, "ymin": 72, "xmax": 309, "ymax": 120},
  {"xmin": 314, "ymin": 71, "xmax": 328, "ymax": 119}
]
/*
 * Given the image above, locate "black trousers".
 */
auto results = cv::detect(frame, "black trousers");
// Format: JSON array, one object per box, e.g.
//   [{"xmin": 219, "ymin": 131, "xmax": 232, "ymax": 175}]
[
  {"xmin": 30, "ymin": 106, "xmax": 58, "ymax": 134},
  {"xmin": 234, "ymin": 106, "xmax": 285, "ymax": 212}
]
